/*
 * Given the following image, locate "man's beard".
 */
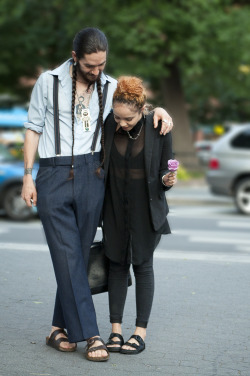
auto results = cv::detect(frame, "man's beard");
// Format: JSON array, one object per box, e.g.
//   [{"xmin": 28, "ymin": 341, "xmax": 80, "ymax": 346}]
[{"xmin": 76, "ymin": 64, "xmax": 101, "ymax": 84}]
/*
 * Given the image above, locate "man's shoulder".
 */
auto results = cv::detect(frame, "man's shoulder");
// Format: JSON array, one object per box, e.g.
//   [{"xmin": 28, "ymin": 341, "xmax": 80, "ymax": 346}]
[{"xmin": 47, "ymin": 59, "xmax": 71, "ymax": 77}]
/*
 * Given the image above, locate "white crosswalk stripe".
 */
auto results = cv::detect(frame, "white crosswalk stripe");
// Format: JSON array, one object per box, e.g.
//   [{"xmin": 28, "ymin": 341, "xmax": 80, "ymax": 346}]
[
  {"xmin": 236, "ymin": 246, "xmax": 250, "ymax": 252},
  {"xmin": 0, "ymin": 242, "xmax": 48, "ymax": 252},
  {"xmin": 155, "ymin": 249, "xmax": 250, "ymax": 263},
  {"xmin": 218, "ymin": 221, "xmax": 250, "ymax": 229},
  {"xmin": 189, "ymin": 236, "xmax": 250, "ymax": 245}
]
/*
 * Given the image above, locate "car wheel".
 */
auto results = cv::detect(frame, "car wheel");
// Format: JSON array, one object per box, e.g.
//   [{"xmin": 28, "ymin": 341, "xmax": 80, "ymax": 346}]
[
  {"xmin": 3, "ymin": 185, "xmax": 34, "ymax": 220},
  {"xmin": 234, "ymin": 177, "xmax": 250, "ymax": 215}
]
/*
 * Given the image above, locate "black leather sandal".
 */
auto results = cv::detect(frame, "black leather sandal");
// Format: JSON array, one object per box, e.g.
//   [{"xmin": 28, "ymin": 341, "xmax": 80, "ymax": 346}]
[
  {"xmin": 85, "ymin": 336, "xmax": 109, "ymax": 362},
  {"xmin": 46, "ymin": 328, "xmax": 77, "ymax": 352},
  {"xmin": 106, "ymin": 333, "xmax": 124, "ymax": 352},
  {"xmin": 120, "ymin": 334, "xmax": 145, "ymax": 355}
]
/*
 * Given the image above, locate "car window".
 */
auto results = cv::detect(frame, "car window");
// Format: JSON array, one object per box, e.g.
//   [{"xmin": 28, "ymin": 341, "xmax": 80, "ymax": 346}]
[{"xmin": 231, "ymin": 129, "xmax": 250, "ymax": 149}]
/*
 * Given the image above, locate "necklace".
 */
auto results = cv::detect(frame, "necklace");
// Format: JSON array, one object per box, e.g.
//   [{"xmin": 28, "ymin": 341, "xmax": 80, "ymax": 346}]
[
  {"xmin": 127, "ymin": 121, "xmax": 144, "ymax": 140},
  {"xmin": 76, "ymin": 85, "xmax": 93, "ymax": 132}
]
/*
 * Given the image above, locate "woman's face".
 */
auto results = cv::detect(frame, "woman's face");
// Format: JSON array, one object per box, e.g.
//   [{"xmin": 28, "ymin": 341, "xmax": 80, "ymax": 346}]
[{"xmin": 113, "ymin": 102, "xmax": 143, "ymax": 132}]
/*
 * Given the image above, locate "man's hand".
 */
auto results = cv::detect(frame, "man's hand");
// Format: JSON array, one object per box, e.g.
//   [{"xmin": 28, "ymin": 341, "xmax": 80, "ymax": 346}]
[
  {"xmin": 21, "ymin": 175, "xmax": 37, "ymax": 207},
  {"xmin": 153, "ymin": 108, "xmax": 173, "ymax": 135}
]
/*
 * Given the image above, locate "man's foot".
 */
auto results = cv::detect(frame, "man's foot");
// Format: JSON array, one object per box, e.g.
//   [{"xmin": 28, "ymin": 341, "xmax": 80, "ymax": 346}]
[
  {"xmin": 86, "ymin": 336, "xmax": 109, "ymax": 362},
  {"xmin": 46, "ymin": 327, "xmax": 77, "ymax": 352}
]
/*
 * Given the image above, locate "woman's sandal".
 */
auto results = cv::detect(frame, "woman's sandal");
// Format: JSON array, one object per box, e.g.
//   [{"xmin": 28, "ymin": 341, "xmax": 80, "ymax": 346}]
[
  {"xmin": 106, "ymin": 333, "xmax": 124, "ymax": 352},
  {"xmin": 120, "ymin": 334, "xmax": 145, "ymax": 355},
  {"xmin": 46, "ymin": 328, "xmax": 77, "ymax": 352},
  {"xmin": 85, "ymin": 336, "xmax": 109, "ymax": 362}
]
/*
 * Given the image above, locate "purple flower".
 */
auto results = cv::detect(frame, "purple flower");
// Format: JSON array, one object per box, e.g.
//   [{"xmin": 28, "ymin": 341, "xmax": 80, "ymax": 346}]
[{"xmin": 168, "ymin": 159, "xmax": 179, "ymax": 171}]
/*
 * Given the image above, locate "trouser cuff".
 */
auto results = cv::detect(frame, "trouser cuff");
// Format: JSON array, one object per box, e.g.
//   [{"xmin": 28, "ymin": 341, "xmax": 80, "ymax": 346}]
[
  {"xmin": 110, "ymin": 317, "xmax": 123, "ymax": 324},
  {"xmin": 136, "ymin": 320, "xmax": 148, "ymax": 328}
]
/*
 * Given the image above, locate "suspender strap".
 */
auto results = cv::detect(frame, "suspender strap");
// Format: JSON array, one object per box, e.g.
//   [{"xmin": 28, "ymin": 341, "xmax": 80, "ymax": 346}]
[
  {"xmin": 91, "ymin": 81, "xmax": 109, "ymax": 154},
  {"xmin": 53, "ymin": 75, "xmax": 61, "ymax": 156}
]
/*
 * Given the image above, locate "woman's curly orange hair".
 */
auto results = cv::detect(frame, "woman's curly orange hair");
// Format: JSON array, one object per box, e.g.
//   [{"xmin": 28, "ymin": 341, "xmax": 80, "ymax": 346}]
[{"xmin": 113, "ymin": 76, "xmax": 147, "ymax": 110}]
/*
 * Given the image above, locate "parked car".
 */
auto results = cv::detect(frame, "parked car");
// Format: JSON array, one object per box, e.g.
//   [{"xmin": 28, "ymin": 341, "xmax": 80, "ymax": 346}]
[
  {"xmin": 206, "ymin": 124, "xmax": 250, "ymax": 215},
  {"xmin": 194, "ymin": 140, "xmax": 214, "ymax": 166},
  {"xmin": 0, "ymin": 143, "xmax": 38, "ymax": 220}
]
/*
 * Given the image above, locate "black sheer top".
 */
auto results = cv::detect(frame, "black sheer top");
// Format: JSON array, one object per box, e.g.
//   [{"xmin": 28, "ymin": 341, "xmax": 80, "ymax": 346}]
[{"xmin": 103, "ymin": 117, "xmax": 163, "ymax": 265}]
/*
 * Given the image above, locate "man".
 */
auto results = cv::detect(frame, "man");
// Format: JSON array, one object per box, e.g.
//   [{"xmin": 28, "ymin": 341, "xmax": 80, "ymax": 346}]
[{"xmin": 21, "ymin": 27, "xmax": 173, "ymax": 362}]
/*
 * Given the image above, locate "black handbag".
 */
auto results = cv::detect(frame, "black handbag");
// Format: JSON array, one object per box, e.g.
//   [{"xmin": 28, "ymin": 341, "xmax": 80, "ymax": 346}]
[{"xmin": 88, "ymin": 240, "xmax": 132, "ymax": 295}]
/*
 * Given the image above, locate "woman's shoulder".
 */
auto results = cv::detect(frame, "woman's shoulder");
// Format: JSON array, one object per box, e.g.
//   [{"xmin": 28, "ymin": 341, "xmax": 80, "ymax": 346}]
[
  {"xmin": 145, "ymin": 113, "xmax": 171, "ymax": 142},
  {"xmin": 145, "ymin": 113, "xmax": 162, "ymax": 134}
]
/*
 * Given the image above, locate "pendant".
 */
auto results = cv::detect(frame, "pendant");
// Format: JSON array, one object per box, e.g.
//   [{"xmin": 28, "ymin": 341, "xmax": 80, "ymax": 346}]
[{"xmin": 80, "ymin": 108, "xmax": 91, "ymax": 132}]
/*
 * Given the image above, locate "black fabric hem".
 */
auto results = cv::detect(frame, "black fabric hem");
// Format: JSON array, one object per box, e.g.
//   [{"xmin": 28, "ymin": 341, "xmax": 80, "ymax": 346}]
[{"xmin": 135, "ymin": 320, "xmax": 148, "ymax": 329}]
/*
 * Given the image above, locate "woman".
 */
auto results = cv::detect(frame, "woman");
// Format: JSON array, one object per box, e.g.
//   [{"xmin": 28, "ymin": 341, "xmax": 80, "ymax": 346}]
[{"xmin": 103, "ymin": 77, "xmax": 177, "ymax": 354}]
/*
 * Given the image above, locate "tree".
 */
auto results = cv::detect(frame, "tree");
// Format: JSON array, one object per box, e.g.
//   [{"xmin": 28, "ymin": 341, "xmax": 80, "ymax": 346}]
[{"xmin": 1, "ymin": 0, "xmax": 250, "ymax": 168}]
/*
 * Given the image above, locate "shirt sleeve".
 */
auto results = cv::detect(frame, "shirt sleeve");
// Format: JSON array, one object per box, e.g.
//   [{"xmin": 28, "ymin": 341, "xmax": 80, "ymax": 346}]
[{"xmin": 24, "ymin": 72, "xmax": 48, "ymax": 133}]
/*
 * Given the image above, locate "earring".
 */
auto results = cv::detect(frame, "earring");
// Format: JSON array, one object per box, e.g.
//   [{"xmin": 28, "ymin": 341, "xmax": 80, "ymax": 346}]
[{"xmin": 74, "ymin": 61, "xmax": 77, "ymax": 66}]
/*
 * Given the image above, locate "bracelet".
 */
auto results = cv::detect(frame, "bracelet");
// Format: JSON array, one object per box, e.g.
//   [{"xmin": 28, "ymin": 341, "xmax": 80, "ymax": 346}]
[
  {"xmin": 24, "ymin": 168, "xmax": 33, "ymax": 175},
  {"xmin": 162, "ymin": 174, "xmax": 169, "ymax": 187}
]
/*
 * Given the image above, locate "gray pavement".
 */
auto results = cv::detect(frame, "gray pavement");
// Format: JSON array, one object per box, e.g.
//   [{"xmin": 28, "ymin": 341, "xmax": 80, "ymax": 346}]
[
  {"xmin": 0, "ymin": 183, "xmax": 249, "ymax": 376},
  {"xmin": 1, "ymin": 245, "xmax": 249, "ymax": 376}
]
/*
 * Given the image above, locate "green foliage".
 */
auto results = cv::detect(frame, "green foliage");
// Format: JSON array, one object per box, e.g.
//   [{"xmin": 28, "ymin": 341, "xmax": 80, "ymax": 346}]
[{"xmin": 0, "ymin": 0, "xmax": 250, "ymax": 125}]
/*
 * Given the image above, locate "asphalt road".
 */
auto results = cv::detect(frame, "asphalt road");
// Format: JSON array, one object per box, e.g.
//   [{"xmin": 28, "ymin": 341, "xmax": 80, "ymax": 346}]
[{"xmin": 0, "ymin": 196, "xmax": 249, "ymax": 376}]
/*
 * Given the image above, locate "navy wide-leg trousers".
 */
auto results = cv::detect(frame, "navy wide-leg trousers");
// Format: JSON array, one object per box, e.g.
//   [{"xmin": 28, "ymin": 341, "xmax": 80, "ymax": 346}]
[{"xmin": 36, "ymin": 153, "xmax": 104, "ymax": 343}]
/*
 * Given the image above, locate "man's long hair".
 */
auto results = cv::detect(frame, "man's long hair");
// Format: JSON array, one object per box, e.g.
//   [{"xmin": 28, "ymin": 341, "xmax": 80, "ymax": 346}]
[{"xmin": 69, "ymin": 28, "xmax": 108, "ymax": 179}]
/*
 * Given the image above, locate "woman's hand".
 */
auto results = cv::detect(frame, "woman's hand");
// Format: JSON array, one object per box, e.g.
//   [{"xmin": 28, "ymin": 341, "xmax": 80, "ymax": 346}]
[
  {"xmin": 162, "ymin": 172, "xmax": 177, "ymax": 187},
  {"xmin": 153, "ymin": 108, "xmax": 173, "ymax": 135}
]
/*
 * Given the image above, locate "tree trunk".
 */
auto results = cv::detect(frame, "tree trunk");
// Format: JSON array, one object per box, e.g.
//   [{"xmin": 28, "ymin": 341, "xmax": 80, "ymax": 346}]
[{"xmin": 161, "ymin": 62, "xmax": 199, "ymax": 169}]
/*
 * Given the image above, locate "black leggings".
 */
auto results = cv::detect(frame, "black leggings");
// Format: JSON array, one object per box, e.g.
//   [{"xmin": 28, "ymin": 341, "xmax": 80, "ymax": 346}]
[{"xmin": 108, "ymin": 257, "xmax": 154, "ymax": 329}]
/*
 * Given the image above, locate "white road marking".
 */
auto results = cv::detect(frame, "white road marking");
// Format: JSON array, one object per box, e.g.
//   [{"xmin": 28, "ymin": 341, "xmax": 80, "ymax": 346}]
[
  {"xmin": 0, "ymin": 229, "xmax": 9, "ymax": 234},
  {"xmin": 155, "ymin": 249, "xmax": 250, "ymax": 263},
  {"xmin": 218, "ymin": 221, "xmax": 250, "ymax": 229},
  {"xmin": 1, "ymin": 242, "xmax": 250, "ymax": 264},
  {"xmin": 0, "ymin": 242, "xmax": 48, "ymax": 252},
  {"xmin": 236, "ymin": 246, "xmax": 250, "ymax": 252},
  {"xmin": 169, "ymin": 207, "xmax": 240, "ymax": 220},
  {"xmin": 189, "ymin": 236, "xmax": 250, "ymax": 245},
  {"xmin": 0, "ymin": 222, "xmax": 42, "ymax": 230},
  {"xmin": 173, "ymin": 229, "xmax": 250, "ymax": 240}
]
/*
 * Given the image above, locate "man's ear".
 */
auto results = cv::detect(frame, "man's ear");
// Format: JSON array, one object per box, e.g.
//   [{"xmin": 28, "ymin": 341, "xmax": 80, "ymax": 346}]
[{"xmin": 72, "ymin": 51, "xmax": 77, "ymax": 63}]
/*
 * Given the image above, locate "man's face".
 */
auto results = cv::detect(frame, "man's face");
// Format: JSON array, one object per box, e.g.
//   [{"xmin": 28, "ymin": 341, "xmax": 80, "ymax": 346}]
[{"xmin": 72, "ymin": 51, "xmax": 107, "ymax": 84}]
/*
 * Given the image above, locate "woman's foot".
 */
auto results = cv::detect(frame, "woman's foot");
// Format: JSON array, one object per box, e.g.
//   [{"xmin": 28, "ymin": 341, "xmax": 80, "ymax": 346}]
[
  {"xmin": 106, "ymin": 323, "xmax": 123, "ymax": 351},
  {"xmin": 106, "ymin": 333, "xmax": 124, "ymax": 352},
  {"xmin": 121, "ymin": 327, "xmax": 146, "ymax": 353},
  {"xmin": 46, "ymin": 326, "xmax": 77, "ymax": 352},
  {"xmin": 86, "ymin": 336, "xmax": 109, "ymax": 362}
]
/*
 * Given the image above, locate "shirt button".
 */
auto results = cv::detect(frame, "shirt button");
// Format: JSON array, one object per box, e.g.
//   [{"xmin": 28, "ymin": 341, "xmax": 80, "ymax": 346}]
[{"xmin": 150, "ymin": 198, "xmax": 153, "ymax": 201}]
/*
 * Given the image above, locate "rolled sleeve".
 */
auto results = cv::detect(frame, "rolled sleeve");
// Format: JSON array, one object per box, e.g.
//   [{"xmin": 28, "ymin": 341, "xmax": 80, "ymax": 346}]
[{"xmin": 24, "ymin": 72, "xmax": 48, "ymax": 133}]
